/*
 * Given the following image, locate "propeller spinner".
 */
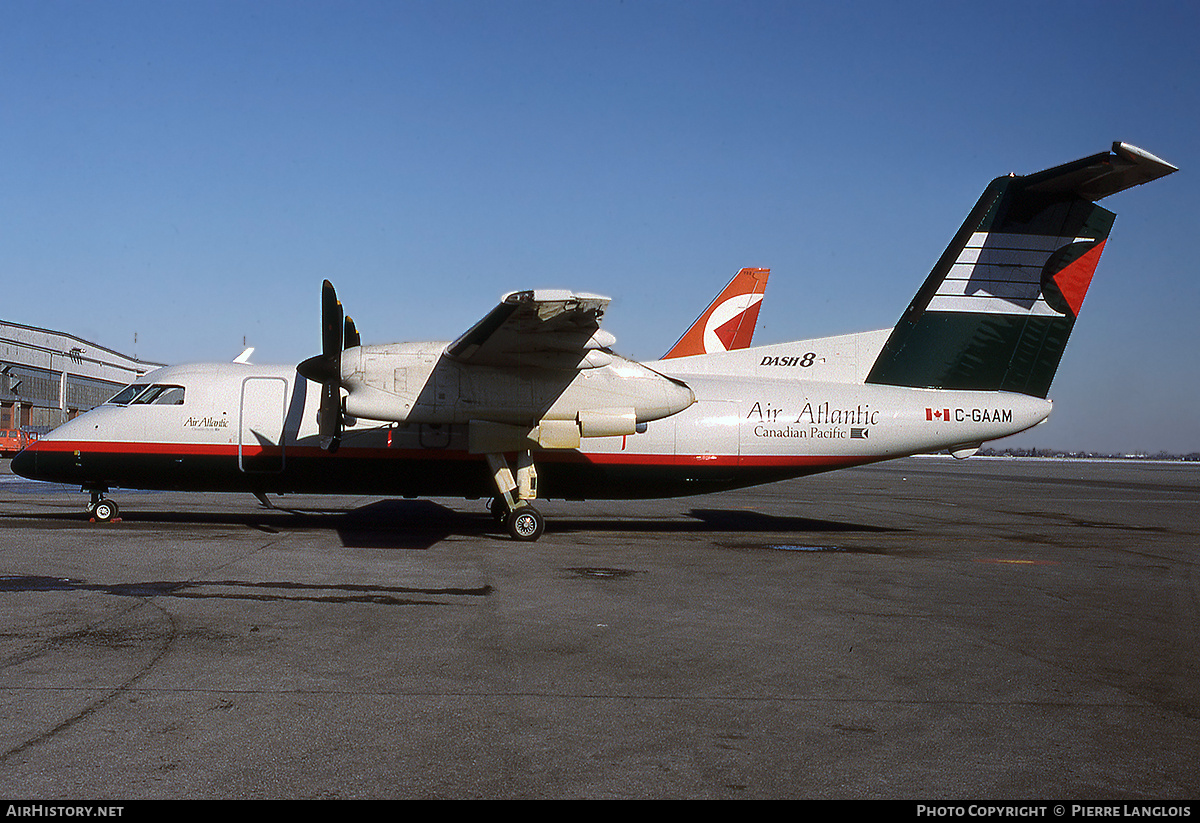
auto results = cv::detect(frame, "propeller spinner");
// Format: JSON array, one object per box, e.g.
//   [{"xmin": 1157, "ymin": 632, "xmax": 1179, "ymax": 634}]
[{"xmin": 297, "ymin": 279, "xmax": 355, "ymax": 452}]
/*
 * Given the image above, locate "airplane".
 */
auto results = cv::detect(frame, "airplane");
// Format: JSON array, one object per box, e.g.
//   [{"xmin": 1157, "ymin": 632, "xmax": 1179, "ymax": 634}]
[
  {"xmin": 12, "ymin": 142, "xmax": 1176, "ymax": 541},
  {"xmin": 661, "ymin": 267, "xmax": 770, "ymax": 358}
]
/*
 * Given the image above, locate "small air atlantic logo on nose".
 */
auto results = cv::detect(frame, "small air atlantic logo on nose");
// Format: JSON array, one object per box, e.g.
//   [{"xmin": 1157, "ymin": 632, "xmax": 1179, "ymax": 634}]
[{"xmin": 184, "ymin": 415, "xmax": 229, "ymax": 428}]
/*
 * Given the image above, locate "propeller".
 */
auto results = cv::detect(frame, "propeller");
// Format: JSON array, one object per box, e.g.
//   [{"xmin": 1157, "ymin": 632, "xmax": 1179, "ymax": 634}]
[{"xmin": 297, "ymin": 280, "xmax": 355, "ymax": 452}]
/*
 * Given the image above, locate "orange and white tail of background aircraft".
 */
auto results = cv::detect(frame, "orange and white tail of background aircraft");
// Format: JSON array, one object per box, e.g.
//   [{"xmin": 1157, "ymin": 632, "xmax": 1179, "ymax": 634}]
[
  {"xmin": 13, "ymin": 142, "xmax": 1177, "ymax": 540},
  {"xmin": 662, "ymin": 267, "xmax": 769, "ymax": 358}
]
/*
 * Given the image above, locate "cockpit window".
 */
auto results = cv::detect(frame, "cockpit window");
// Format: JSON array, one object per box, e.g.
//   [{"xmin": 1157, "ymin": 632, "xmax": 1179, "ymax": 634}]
[
  {"xmin": 107, "ymin": 384, "xmax": 185, "ymax": 406},
  {"xmin": 131, "ymin": 384, "xmax": 186, "ymax": 405},
  {"xmin": 152, "ymin": 386, "xmax": 185, "ymax": 405},
  {"xmin": 107, "ymin": 384, "xmax": 147, "ymax": 405}
]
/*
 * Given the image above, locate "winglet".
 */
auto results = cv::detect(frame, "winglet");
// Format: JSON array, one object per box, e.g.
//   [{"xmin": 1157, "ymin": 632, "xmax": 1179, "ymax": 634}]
[{"xmin": 662, "ymin": 267, "xmax": 770, "ymax": 359}]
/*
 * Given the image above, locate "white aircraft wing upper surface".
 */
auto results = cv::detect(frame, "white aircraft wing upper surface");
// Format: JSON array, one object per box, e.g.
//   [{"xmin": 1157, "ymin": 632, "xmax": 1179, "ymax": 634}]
[{"xmin": 445, "ymin": 289, "xmax": 614, "ymax": 368}]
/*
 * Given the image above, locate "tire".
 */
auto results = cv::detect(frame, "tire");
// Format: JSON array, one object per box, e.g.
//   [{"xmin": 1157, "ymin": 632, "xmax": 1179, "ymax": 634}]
[
  {"xmin": 92, "ymin": 499, "xmax": 119, "ymax": 523},
  {"xmin": 506, "ymin": 506, "xmax": 544, "ymax": 542}
]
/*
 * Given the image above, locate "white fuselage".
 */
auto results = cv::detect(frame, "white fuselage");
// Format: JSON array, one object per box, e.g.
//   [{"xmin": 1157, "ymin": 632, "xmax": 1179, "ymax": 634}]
[{"xmin": 14, "ymin": 355, "xmax": 1050, "ymax": 500}]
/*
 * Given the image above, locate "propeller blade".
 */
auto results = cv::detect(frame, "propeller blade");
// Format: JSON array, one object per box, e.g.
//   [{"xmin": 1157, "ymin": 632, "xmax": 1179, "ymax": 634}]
[
  {"xmin": 298, "ymin": 284, "xmax": 353, "ymax": 384},
  {"xmin": 319, "ymin": 381, "xmax": 342, "ymax": 451},
  {"xmin": 321, "ymin": 279, "xmax": 343, "ymax": 357},
  {"xmin": 297, "ymin": 280, "xmax": 349, "ymax": 452}
]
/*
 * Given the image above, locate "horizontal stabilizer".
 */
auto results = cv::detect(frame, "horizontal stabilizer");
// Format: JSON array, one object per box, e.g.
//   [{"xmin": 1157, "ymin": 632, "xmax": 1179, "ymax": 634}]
[{"xmin": 1024, "ymin": 142, "xmax": 1178, "ymax": 201}]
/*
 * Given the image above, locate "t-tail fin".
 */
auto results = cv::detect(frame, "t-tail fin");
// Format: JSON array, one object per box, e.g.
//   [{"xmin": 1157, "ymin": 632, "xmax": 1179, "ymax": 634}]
[
  {"xmin": 662, "ymin": 267, "xmax": 770, "ymax": 358},
  {"xmin": 866, "ymin": 142, "xmax": 1176, "ymax": 397}
]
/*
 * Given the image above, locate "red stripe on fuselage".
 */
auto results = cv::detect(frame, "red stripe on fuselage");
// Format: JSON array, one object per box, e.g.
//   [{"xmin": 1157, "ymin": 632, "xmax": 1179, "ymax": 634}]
[{"xmin": 25, "ymin": 438, "xmax": 878, "ymax": 470}]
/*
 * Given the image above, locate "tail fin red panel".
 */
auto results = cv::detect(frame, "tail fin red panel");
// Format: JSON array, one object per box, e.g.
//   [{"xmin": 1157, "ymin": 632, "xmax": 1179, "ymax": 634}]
[{"xmin": 662, "ymin": 268, "xmax": 770, "ymax": 359}]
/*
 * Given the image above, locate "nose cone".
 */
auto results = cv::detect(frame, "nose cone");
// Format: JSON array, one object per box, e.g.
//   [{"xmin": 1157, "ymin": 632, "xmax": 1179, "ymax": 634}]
[
  {"xmin": 9, "ymin": 423, "xmax": 85, "ymax": 485},
  {"xmin": 11, "ymin": 442, "xmax": 37, "ymax": 479}
]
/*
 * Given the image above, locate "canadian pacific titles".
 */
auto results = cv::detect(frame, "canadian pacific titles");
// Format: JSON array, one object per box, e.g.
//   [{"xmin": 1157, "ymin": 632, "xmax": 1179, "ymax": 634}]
[{"xmin": 749, "ymin": 401, "xmax": 877, "ymax": 439}]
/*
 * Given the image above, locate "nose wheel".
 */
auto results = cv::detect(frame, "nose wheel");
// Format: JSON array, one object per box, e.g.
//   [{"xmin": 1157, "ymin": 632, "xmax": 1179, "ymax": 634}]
[{"xmin": 86, "ymin": 489, "xmax": 120, "ymax": 523}]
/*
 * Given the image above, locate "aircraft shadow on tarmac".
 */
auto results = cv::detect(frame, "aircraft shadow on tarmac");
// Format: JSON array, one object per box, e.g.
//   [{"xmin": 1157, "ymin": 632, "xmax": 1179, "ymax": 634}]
[
  {"xmin": 341, "ymin": 501, "xmax": 901, "ymax": 548},
  {"xmin": 1, "ymin": 498, "xmax": 902, "ymax": 551},
  {"xmin": 0, "ymin": 502, "xmax": 902, "ymax": 606}
]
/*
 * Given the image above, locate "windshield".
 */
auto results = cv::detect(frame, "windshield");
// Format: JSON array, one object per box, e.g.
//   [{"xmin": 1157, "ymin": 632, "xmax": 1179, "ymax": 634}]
[
  {"xmin": 106, "ymin": 384, "xmax": 147, "ymax": 405},
  {"xmin": 106, "ymin": 383, "xmax": 185, "ymax": 406},
  {"xmin": 130, "ymin": 385, "xmax": 185, "ymax": 405}
]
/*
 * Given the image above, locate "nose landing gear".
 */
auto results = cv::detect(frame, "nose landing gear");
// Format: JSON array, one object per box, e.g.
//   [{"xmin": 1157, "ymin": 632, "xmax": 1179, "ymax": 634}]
[{"xmin": 85, "ymin": 487, "xmax": 120, "ymax": 523}]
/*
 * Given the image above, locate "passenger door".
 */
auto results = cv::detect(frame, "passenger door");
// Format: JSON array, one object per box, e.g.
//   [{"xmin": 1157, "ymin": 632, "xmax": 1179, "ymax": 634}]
[{"xmin": 239, "ymin": 376, "xmax": 288, "ymax": 473}]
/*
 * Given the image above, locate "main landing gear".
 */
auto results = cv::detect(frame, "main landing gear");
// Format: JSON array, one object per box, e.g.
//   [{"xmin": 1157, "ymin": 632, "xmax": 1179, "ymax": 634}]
[
  {"xmin": 85, "ymin": 487, "xmax": 120, "ymax": 523},
  {"xmin": 485, "ymin": 451, "xmax": 545, "ymax": 541}
]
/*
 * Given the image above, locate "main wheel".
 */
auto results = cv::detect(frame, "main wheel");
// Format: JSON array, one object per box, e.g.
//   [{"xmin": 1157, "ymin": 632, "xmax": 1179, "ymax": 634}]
[
  {"xmin": 505, "ymin": 505, "xmax": 544, "ymax": 542},
  {"xmin": 92, "ymin": 499, "xmax": 119, "ymax": 523}
]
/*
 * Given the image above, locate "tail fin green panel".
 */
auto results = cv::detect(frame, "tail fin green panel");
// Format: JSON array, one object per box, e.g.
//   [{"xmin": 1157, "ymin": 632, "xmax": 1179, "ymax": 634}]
[{"xmin": 866, "ymin": 143, "xmax": 1174, "ymax": 397}]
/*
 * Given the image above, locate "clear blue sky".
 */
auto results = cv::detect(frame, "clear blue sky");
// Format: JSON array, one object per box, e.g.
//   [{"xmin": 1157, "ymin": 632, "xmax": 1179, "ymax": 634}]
[{"xmin": 3, "ymin": 0, "xmax": 1197, "ymax": 453}]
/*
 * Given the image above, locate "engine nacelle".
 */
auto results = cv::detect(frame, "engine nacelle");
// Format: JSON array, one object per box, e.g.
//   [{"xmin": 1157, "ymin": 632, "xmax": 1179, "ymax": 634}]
[
  {"xmin": 577, "ymin": 408, "xmax": 637, "ymax": 438},
  {"xmin": 338, "ymin": 343, "xmax": 694, "ymax": 429},
  {"xmin": 467, "ymin": 407, "xmax": 636, "ymax": 453}
]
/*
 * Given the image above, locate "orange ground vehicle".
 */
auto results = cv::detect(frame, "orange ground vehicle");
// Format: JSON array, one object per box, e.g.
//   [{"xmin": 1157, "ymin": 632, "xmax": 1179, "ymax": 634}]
[{"xmin": 0, "ymin": 429, "xmax": 38, "ymax": 457}]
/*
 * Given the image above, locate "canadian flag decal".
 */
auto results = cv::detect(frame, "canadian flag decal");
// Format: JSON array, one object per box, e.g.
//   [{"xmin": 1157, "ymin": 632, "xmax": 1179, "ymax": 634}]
[{"xmin": 926, "ymin": 408, "xmax": 950, "ymax": 421}]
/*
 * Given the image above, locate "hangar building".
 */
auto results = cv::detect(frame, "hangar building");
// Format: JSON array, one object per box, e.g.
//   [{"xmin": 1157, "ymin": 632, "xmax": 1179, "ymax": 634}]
[{"xmin": 1, "ymin": 319, "xmax": 161, "ymax": 431}]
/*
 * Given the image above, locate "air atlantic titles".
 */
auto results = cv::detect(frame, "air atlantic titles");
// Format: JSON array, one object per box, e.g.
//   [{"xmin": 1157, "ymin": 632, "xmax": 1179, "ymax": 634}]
[{"xmin": 748, "ymin": 401, "xmax": 878, "ymax": 440}]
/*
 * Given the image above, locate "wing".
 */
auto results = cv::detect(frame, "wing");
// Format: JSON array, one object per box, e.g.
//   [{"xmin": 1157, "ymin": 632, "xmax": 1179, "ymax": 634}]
[{"xmin": 445, "ymin": 289, "xmax": 614, "ymax": 368}]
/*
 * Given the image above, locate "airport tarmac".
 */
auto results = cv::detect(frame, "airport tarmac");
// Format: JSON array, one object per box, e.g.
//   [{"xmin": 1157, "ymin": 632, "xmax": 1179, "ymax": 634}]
[{"xmin": 0, "ymin": 455, "xmax": 1197, "ymax": 799}]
